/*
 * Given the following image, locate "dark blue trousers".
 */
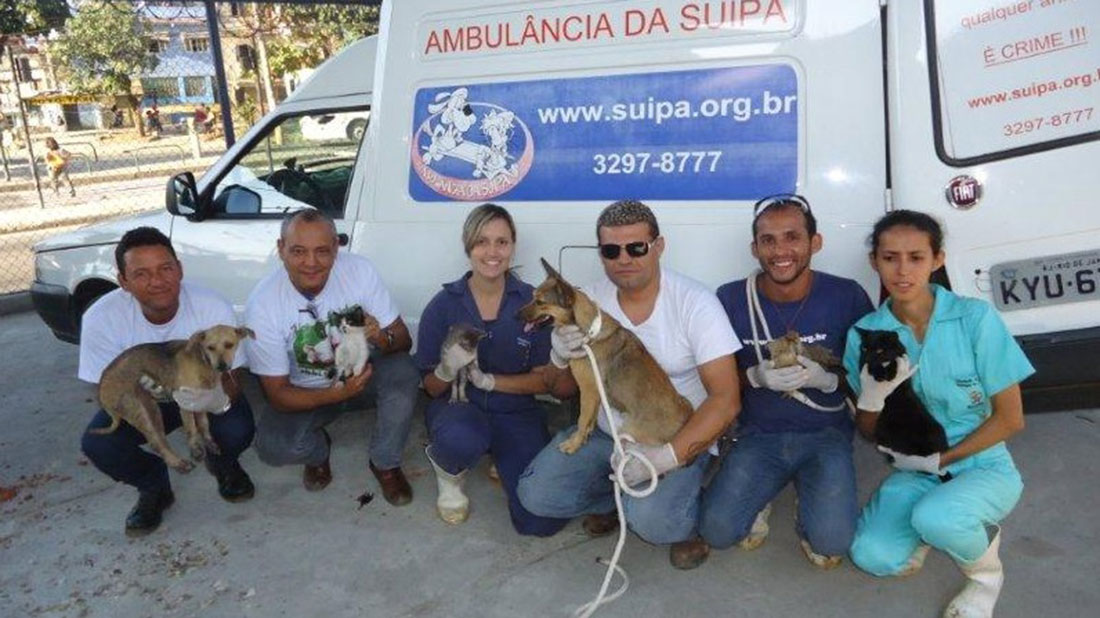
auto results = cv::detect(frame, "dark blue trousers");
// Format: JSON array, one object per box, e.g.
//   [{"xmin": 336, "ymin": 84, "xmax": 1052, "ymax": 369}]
[
  {"xmin": 81, "ymin": 397, "xmax": 255, "ymax": 493},
  {"xmin": 425, "ymin": 398, "xmax": 569, "ymax": 537}
]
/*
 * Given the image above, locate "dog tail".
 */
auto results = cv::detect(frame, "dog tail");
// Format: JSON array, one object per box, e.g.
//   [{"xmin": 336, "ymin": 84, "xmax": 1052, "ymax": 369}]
[{"xmin": 87, "ymin": 412, "xmax": 122, "ymax": 435}]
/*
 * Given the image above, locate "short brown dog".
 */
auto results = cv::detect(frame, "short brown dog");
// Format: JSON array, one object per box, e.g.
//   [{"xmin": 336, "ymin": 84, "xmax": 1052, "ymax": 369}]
[
  {"xmin": 92, "ymin": 325, "xmax": 254, "ymax": 472},
  {"xmin": 518, "ymin": 259, "xmax": 691, "ymax": 454}
]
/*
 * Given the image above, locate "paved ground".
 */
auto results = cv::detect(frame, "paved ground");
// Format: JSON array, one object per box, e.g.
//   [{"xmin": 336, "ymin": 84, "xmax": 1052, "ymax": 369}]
[{"xmin": 1, "ymin": 309, "xmax": 1097, "ymax": 618}]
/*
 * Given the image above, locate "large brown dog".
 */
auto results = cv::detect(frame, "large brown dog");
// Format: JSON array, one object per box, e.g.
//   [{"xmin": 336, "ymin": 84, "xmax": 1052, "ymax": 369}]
[
  {"xmin": 92, "ymin": 325, "xmax": 254, "ymax": 472},
  {"xmin": 518, "ymin": 259, "xmax": 691, "ymax": 454}
]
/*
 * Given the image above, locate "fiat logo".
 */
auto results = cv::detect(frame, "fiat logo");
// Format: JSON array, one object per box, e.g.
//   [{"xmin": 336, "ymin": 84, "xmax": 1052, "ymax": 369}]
[{"xmin": 945, "ymin": 175, "xmax": 982, "ymax": 210}]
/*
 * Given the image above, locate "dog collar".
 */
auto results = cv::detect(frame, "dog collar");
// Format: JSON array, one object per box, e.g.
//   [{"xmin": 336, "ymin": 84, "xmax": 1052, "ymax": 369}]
[{"xmin": 584, "ymin": 310, "xmax": 603, "ymax": 342}]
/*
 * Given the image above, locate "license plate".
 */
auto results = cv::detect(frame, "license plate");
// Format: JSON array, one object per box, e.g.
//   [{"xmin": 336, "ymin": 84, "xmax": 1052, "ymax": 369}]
[{"xmin": 990, "ymin": 249, "xmax": 1100, "ymax": 311}]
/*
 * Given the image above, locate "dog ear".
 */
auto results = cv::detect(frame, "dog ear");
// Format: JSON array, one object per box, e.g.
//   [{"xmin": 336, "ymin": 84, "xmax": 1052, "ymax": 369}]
[
  {"xmin": 855, "ymin": 327, "xmax": 870, "ymax": 340},
  {"xmin": 540, "ymin": 257, "xmax": 560, "ymax": 280},
  {"xmin": 236, "ymin": 327, "xmax": 256, "ymax": 340}
]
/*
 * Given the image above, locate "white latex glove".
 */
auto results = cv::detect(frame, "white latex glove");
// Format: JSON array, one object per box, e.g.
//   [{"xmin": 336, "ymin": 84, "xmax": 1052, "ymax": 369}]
[
  {"xmin": 467, "ymin": 365, "xmax": 495, "ymax": 391},
  {"xmin": 746, "ymin": 360, "xmax": 808, "ymax": 392},
  {"xmin": 610, "ymin": 439, "xmax": 679, "ymax": 488},
  {"xmin": 550, "ymin": 324, "xmax": 586, "ymax": 368},
  {"xmin": 877, "ymin": 445, "xmax": 942, "ymax": 475},
  {"xmin": 798, "ymin": 355, "xmax": 838, "ymax": 393},
  {"xmin": 172, "ymin": 384, "xmax": 231, "ymax": 414},
  {"xmin": 857, "ymin": 355, "xmax": 919, "ymax": 412},
  {"xmin": 433, "ymin": 339, "xmax": 477, "ymax": 382}
]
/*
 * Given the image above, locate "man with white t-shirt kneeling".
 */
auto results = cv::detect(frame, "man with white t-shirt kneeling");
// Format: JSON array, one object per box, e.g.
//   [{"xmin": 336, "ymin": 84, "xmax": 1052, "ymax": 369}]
[
  {"xmin": 246, "ymin": 210, "xmax": 419, "ymax": 506},
  {"xmin": 516, "ymin": 200, "xmax": 741, "ymax": 569},
  {"xmin": 80, "ymin": 227, "xmax": 256, "ymax": 537}
]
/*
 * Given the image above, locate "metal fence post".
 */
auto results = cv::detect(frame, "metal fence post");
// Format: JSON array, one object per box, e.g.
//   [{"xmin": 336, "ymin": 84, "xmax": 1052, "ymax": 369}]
[
  {"xmin": 205, "ymin": 0, "xmax": 235, "ymax": 147},
  {"xmin": 7, "ymin": 44, "xmax": 45, "ymax": 209}
]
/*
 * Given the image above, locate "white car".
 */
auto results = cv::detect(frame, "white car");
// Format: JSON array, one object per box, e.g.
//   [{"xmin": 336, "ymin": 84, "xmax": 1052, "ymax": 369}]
[{"xmin": 300, "ymin": 111, "xmax": 370, "ymax": 142}]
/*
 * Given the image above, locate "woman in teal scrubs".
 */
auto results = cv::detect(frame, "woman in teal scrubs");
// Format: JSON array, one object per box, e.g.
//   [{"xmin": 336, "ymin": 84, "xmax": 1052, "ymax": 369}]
[{"xmin": 843, "ymin": 210, "xmax": 1034, "ymax": 618}]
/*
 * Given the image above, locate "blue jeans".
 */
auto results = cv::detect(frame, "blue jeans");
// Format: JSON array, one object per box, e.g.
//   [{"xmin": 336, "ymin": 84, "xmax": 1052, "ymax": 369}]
[
  {"xmin": 517, "ymin": 426, "xmax": 711, "ymax": 545},
  {"xmin": 254, "ymin": 352, "xmax": 419, "ymax": 469},
  {"xmin": 699, "ymin": 426, "xmax": 857, "ymax": 556},
  {"xmin": 81, "ymin": 396, "xmax": 255, "ymax": 494},
  {"xmin": 426, "ymin": 399, "xmax": 569, "ymax": 537}
]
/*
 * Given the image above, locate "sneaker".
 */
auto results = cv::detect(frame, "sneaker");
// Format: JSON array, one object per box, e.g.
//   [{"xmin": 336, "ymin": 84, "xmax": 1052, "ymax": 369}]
[
  {"xmin": 799, "ymin": 538, "xmax": 843, "ymax": 570},
  {"xmin": 125, "ymin": 488, "xmax": 175, "ymax": 537},
  {"xmin": 206, "ymin": 459, "xmax": 255, "ymax": 502},
  {"xmin": 738, "ymin": 503, "xmax": 773, "ymax": 550},
  {"xmin": 669, "ymin": 536, "xmax": 710, "ymax": 570},
  {"xmin": 582, "ymin": 512, "xmax": 620, "ymax": 538}
]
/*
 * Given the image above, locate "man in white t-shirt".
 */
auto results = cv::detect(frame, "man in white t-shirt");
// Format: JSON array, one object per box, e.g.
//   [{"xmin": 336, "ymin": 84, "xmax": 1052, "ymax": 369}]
[
  {"xmin": 80, "ymin": 227, "xmax": 256, "ymax": 537},
  {"xmin": 517, "ymin": 200, "xmax": 741, "ymax": 570},
  {"xmin": 246, "ymin": 210, "xmax": 419, "ymax": 506}
]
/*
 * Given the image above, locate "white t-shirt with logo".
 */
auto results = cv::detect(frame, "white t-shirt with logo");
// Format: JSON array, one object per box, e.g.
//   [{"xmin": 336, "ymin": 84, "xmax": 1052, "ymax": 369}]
[
  {"xmin": 78, "ymin": 281, "xmax": 243, "ymax": 384},
  {"xmin": 583, "ymin": 267, "xmax": 741, "ymax": 438},
  {"xmin": 245, "ymin": 252, "xmax": 400, "ymax": 389}
]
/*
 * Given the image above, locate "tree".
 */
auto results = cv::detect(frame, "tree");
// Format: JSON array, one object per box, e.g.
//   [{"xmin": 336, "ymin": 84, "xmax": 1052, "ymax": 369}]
[
  {"xmin": 0, "ymin": 0, "xmax": 70, "ymax": 35},
  {"xmin": 49, "ymin": 1, "xmax": 156, "ymax": 133},
  {"xmin": 264, "ymin": 4, "xmax": 380, "ymax": 77}
]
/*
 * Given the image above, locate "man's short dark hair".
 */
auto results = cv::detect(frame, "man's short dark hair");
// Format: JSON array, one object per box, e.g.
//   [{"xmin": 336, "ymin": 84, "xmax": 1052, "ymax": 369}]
[
  {"xmin": 751, "ymin": 196, "xmax": 818, "ymax": 239},
  {"xmin": 595, "ymin": 199, "xmax": 660, "ymax": 240},
  {"xmin": 115, "ymin": 227, "xmax": 177, "ymax": 274}
]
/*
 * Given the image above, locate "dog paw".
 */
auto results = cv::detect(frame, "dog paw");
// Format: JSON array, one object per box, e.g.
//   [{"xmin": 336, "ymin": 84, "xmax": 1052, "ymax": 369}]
[
  {"xmin": 189, "ymin": 442, "xmax": 206, "ymax": 461},
  {"xmin": 172, "ymin": 459, "xmax": 195, "ymax": 473},
  {"xmin": 558, "ymin": 435, "xmax": 583, "ymax": 455},
  {"xmin": 204, "ymin": 439, "xmax": 221, "ymax": 456}
]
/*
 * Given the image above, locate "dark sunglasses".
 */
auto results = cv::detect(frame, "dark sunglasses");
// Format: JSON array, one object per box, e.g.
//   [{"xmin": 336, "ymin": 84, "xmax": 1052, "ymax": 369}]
[
  {"xmin": 752, "ymin": 193, "xmax": 812, "ymax": 219},
  {"xmin": 598, "ymin": 239, "xmax": 657, "ymax": 260}
]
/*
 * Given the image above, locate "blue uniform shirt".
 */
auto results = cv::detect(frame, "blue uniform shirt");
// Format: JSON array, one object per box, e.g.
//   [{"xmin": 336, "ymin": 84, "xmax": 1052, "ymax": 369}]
[
  {"xmin": 717, "ymin": 271, "xmax": 873, "ymax": 435},
  {"xmin": 414, "ymin": 271, "xmax": 551, "ymax": 414},
  {"xmin": 843, "ymin": 285, "xmax": 1035, "ymax": 471}
]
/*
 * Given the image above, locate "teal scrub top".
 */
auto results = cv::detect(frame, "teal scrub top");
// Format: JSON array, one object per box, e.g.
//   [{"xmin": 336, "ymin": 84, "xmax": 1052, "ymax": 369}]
[{"xmin": 843, "ymin": 285, "xmax": 1035, "ymax": 471}]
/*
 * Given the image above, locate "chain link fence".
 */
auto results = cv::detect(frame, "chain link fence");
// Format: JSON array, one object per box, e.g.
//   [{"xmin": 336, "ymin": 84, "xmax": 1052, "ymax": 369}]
[{"xmin": 0, "ymin": 0, "xmax": 378, "ymax": 294}]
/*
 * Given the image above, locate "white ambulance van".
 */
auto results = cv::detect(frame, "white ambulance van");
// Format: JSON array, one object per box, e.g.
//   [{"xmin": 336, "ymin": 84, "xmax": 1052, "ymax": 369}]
[{"xmin": 30, "ymin": 1, "xmax": 1100, "ymax": 401}]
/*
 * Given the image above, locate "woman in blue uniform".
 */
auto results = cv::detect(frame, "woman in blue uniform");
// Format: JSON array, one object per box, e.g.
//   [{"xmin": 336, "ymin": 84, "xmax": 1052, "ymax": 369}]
[
  {"xmin": 843, "ymin": 210, "xmax": 1034, "ymax": 618},
  {"xmin": 414, "ymin": 203, "xmax": 571, "ymax": 536}
]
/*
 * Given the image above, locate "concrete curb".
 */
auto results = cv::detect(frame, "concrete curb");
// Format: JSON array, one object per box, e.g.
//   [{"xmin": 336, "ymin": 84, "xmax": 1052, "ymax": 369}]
[{"xmin": 0, "ymin": 291, "xmax": 33, "ymax": 316}]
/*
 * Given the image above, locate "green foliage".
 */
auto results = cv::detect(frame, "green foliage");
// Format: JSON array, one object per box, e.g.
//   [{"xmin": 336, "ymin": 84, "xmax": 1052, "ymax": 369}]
[
  {"xmin": 264, "ymin": 4, "xmax": 380, "ymax": 76},
  {"xmin": 0, "ymin": 0, "xmax": 70, "ymax": 35},
  {"xmin": 50, "ymin": 0, "xmax": 156, "ymax": 94}
]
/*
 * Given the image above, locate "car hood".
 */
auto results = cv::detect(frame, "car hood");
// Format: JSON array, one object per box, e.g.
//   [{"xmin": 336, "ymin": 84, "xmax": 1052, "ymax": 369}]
[{"xmin": 32, "ymin": 211, "xmax": 173, "ymax": 253}]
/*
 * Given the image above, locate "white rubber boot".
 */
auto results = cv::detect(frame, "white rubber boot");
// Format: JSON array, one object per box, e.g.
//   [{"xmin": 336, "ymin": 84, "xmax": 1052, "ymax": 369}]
[
  {"xmin": 426, "ymin": 448, "xmax": 469, "ymax": 525},
  {"xmin": 943, "ymin": 527, "xmax": 1004, "ymax": 618},
  {"xmin": 738, "ymin": 503, "xmax": 773, "ymax": 550}
]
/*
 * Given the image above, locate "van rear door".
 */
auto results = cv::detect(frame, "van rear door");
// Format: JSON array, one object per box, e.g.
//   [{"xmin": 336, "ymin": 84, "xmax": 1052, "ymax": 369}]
[{"xmin": 888, "ymin": 0, "xmax": 1100, "ymax": 372}]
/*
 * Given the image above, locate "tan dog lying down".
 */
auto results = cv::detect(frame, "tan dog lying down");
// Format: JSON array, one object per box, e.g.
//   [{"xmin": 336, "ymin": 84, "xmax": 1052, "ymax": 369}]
[
  {"xmin": 92, "ymin": 325, "xmax": 254, "ymax": 472},
  {"xmin": 518, "ymin": 259, "xmax": 691, "ymax": 454}
]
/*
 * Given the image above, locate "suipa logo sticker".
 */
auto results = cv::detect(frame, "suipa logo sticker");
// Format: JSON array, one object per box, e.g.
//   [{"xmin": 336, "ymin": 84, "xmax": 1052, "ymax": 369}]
[{"xmin": 410, "ymin": 87, "xmax": 534, "ymax": 201}]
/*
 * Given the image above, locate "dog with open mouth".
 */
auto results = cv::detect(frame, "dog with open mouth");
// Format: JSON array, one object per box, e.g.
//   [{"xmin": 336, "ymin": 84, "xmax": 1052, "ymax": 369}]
[{"xmin": 517, "ymin": 259, "xmax": 691, "ymax": 454}]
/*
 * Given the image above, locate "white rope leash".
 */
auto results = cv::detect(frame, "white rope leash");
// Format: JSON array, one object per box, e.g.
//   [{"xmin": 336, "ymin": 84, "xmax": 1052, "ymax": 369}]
[
  {"xmin": 573, "ymin": 310, "xmax": 660, "ymax": 618},
  {"xmin": 746, "ymin": 272, "xmax": 846, "ymax": 413}
]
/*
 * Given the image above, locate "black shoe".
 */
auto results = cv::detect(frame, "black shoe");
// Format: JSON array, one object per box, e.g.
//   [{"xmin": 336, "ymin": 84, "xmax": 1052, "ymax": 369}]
[
  {"xmin": 206, "ymin": 459, "xmax": 256, "ymax": 503},
  {"xmin": 125, "ymin": 489, "xmax": 175, "ymax": 537}
]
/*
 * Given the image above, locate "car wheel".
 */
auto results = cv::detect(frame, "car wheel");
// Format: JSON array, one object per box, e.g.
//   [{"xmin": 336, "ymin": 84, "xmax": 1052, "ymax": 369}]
[
  {"xmin": 347, "ymin": 119, "xmax": 367, "ymax": 142},
  {"xmin": 74, "ymin": 280, "xmax": 117, "ymax": 337}
]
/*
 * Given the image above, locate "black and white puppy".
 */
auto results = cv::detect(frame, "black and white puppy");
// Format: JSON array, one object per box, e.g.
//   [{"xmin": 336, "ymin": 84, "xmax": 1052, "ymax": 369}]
[{"xmin": 857, "ymin": 327, "xmax": 952, "ymax": 481}]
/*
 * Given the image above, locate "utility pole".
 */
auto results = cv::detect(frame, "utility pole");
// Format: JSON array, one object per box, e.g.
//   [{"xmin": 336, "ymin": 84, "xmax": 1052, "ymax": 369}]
[
  {"xmin": 6, "ymin": 43, "xmax": 44, "ymax": 208},
  {"xmin": 204, "ymin": 0, "xmax": 235, "ymax": 146}
]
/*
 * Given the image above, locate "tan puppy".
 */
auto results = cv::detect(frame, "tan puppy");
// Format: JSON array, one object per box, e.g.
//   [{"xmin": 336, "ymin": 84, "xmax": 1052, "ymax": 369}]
[
  {"xmin": 92, "ymin": 325, "xmax": 254, "ymax": 472},
  {"xmin": 518, "ymin": 259, "xmax": 691, "ymax": 454}
]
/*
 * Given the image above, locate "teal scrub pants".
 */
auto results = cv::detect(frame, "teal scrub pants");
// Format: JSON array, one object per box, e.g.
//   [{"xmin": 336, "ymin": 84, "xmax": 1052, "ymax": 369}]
[{"xmin": 850, "ymin": 461, "xmax": 1022, "ymax": 575}]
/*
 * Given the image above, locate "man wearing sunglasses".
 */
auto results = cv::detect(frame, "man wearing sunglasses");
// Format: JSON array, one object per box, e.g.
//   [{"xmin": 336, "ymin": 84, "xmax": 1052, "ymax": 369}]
[
  {"xmin": 245, "ymin": 209, "xmax": 420, "ymax": 506},
  {"xmin": 518, "ymin": 199, "xmax": 741, "ymax": 570},
  {"xmin": 699, "ymin": 194, "xmax": 873, "ymax": 569}
]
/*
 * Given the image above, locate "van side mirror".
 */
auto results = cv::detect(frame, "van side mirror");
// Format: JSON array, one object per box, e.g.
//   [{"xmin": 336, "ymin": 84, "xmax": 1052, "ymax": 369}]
[
  {"xmin": 166, "ymin": 172, "xmax": 200, "ymax": 219},
  {"xmin": 220, "ymin": 185, "xmax": 262, "ymax": 214}
]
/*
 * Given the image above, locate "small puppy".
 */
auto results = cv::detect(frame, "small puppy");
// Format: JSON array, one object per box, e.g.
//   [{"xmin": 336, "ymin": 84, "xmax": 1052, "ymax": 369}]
[
  {"xmin": 857, "ymin": 328, "xmax": 951, "ymax": 480},
  {"xmin": 328, "ymin": 306, "xmax": 373, "ymax": 385},
  {"xmin": 441, "ymin": 323, "xmax": 486, "ymax": 403},
  {"xmin": 93, "ymin": 325, "xmax": 254, "ymax": 472},
  {"xmin": 767, "ymin": 330, "xmax": 845, "ymax": 397},
  {"xmin": 518, "ymin": 259, "xmax": 692, "ymax": 453}
]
